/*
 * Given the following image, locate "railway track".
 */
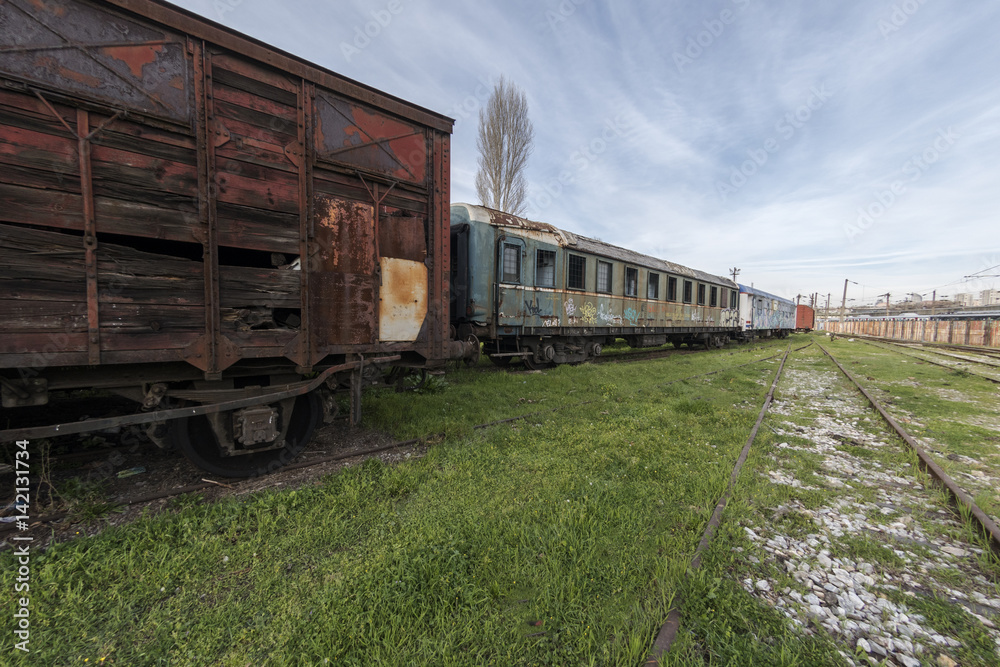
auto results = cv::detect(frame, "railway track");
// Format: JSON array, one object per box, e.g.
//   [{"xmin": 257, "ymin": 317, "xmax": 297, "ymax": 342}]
[
  {"xmin": 850, "ymin": 335, "xmax": 1000, "ymax": 362},
  {"xmin": 645, "ymin": 340, "xmax": 1000, "ymax": 665},
  {"xmin": 646, "ymin": 345, "xmax": 792, "ymax": 664},
  {"xmin": 818, "ymin": 343, "xmax": 1000, "ymax": 553},
  {"xmin": 853, "ymin": 337, "xmax": 1000, "ymax": 384}
]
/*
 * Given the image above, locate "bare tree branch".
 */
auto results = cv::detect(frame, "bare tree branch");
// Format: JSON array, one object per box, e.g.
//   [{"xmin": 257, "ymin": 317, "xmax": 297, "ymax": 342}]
[{"xmin": 475, "ymin": 75, "xmax": 534, "ymax": 217}]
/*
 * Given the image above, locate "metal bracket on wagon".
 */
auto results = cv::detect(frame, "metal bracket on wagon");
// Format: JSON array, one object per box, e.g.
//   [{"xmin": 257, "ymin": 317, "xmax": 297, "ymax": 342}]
[{"xmin": 0, "ymin": 357, "xmax": 401, "ymax": 442}]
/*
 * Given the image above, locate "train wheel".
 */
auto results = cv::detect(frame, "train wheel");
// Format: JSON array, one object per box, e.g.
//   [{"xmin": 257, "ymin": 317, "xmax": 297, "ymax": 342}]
[
  {"xmin": 170, "ymin": 392, "xmax": 322, "ymax": 478},
  {"xmin": 463, "ymin": 334, "xmax": 481, "ymax": 367}
]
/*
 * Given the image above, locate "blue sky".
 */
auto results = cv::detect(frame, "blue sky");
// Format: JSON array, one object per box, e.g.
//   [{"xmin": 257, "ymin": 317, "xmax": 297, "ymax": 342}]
[{"xmin": 172, "ymin": 0, "xmax": 1000, "ymax": 307}]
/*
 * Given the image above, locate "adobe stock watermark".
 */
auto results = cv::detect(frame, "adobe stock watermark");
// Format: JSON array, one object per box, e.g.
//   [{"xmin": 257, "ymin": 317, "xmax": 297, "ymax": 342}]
[
  {"xmin": 445, "ymin": 76, "xmax": 496, "ymax": 130},
  {"xmin": 214, "ymin": 0, "xmax": 243, "ymax": 21},
  {"xmin": 844, "ymin": 127, "xmax": 960, "ymax": 243},
  {"xmin": 527, "ymin": 113, "xmax": 633, "ymax": 214},
  {"xmin": 674, "ymin": 0, "xmax": 752, "ymax": 74},
  {"xmin": 340, "ymin": 0, "xmax": 406, "ymax": 63},
  {"xmin": 878, "ymin": 0, "xmax": 931, "ymax": 38},
  {"xmin": 716, "ymin": 84, "xmax": 833, "ymax": 203},
  {"xmin": 542, "ymin": 0, "xmax": 589, "ymax": 33}
]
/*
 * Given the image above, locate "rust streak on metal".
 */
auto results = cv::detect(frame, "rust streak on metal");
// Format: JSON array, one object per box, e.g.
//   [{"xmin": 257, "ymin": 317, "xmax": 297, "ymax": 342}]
[
  {"xmin": 33, "ymin": 90, "xmax": 76, "ymax": 135},
  {"xmin": 77, "ymin": 108, "xmax": 101, "ymax": 365},
  {"xmin": 320, "ymin": 97, "xmax": 418, "ymax": 181},
  {"xmin": 297, "ymin": 79, "xmax": 314, "ymax": 368}
]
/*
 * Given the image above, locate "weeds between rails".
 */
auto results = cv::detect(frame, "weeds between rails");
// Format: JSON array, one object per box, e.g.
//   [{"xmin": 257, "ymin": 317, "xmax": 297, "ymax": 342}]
[
  {"xmin": 648, "ymin": 339, "xmax": 1000, "ymax": 665},
  {"xmin": 0, "ymin": 345, "xmax": 797, "ymax": 545},
  {"xmin": 852, "ymin": 335, "xmax": 1000, "ymax": 362},
  {"xmin": 646, "ymin": 345, "xmax": 793, "ymax": 665},
  {"xmin": 819, "ymin": 343, "xmax": 1000, "ymax": 555},
  {"xmin": 2, "ymin": 334, "xmax": 814, "ymax": 664},
  {"xmin": 854, "ymin": 337, "xmax": 1000, "ymax": 385}
]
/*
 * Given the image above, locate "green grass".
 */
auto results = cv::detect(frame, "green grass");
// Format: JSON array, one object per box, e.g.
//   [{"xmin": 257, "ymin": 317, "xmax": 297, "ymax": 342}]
[
  {"xmin": 881, "ymin": 588, "xmax": 999, "ymax": 667},
  {"xmin": 2, "ymin": 340, "xmax": 809, "ymax": 665},
  {"xmin": 820, "ymin": 337, "xmax": 1000, "ymax": 524},
  {"xmin": 6, "ymin": 334, "xmax": 997, "ymax": 665}
]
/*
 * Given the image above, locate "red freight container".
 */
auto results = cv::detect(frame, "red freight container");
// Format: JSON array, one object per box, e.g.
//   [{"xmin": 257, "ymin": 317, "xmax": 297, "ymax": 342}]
[
  {"xmin": 796, "ymin": 305, "xmax": 815, "ymax": 332},
  {"xmin": 0, "ymin": 0, "xmax": 470, "ymax": 475}
]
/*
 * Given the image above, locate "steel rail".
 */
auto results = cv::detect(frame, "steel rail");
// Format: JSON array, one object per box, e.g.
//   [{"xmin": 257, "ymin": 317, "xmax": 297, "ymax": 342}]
[
  {"xmin": 819, "ymin": 344, "xmax": 1000, "ymax": 558},
  {"xmin": 854, "ymin": 339, "xmax": 1000, "ymax": 385},
  {"xmin": 847, "ymin": 335, "xmax": 1000, "ymax": 359},
  {"xmin": 645, "ymin": 344, "xmax": 793, "ymax": 665}
]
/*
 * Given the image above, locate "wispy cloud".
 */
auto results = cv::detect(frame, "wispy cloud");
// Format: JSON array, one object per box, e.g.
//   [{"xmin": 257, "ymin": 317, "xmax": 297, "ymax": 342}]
[{"xmin": 171, "ymin": 0, "xmax": 1000, "ymax": 298}]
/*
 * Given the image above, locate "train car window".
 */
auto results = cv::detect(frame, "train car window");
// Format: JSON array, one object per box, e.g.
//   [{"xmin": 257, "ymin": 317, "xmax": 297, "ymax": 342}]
[
  {"xmin": 568, "ymin": 254, "xmax": 586, "ymax": 290},
  {"xmin": 683, "ymin": 280, "xmax": 693, "ymax": 304},
  {"xmin": 625, "ymin": 267, "xmax": 638, "ymax": 297},
  {"xmin": 710, "ymin": 286, "xmax": 718, "ymax": 307},
  {"xmin": 697, "ymin": 284, "xmax": 706, "ymax": 305},
  {"xmin": 502, "ymin": 243, "xmax": 521, "ymax": 283},
  {"xmin": 536, "ymin": 249, "xmax": 556, "ymax": 287},
  {"xmin": 730, "ymin": 290, "xmax": 737, "ymax": 309},
  {"xmin": 648, "ymin": 273, "xmax": 660, "ymax": 299},
  {"xmin": 668, "ymin": 277, "xmax": 678, "ymax": 301},
  {"xmin": 597, "ymin": 261, "xmax": 612, "ymax": 293}
]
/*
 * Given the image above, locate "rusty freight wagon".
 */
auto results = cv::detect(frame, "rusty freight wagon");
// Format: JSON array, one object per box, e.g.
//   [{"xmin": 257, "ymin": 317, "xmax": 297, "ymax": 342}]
[
  {"xmin": 795, "ymin": 305, "xmax": 815, "ymax": 332},
  {"xmin": 0, "ymin": 0, "xmax": 470, "ymax": 476}
]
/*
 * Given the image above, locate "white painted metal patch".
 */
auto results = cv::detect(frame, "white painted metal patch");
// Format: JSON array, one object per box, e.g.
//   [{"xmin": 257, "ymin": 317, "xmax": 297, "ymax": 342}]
[{"xmin": 379, "ymin": 257, "xmax": 427, "ymax": 342}]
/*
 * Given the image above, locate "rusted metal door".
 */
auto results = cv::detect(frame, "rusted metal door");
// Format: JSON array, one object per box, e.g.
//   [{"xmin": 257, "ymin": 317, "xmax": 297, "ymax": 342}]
[{"xmin": 310, "ymin": 197, "xmax": 376, "ymax": 350}]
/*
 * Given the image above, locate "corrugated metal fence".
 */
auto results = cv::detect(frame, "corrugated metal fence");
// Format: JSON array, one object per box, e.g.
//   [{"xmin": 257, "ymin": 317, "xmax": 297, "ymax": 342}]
[{"xmin": 825, "ymin": 319, "xmax": 1000, "ymax": 348}]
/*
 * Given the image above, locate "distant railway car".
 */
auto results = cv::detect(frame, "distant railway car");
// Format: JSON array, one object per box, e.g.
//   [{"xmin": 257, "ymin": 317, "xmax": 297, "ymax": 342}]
[
  {"xmin": 0, "ymin": 0, "xmax": 472, "ymax": 476},
  {"xmin": 738, "ymin": 285, "xmax": 796, "ymax": 339},
  {"xmin": 450, "ymin": 204, "xmax": 741, "ymax": 367},
  {"xmin": 796, "ymin": 305, "xmax": 815, "ymax": 332}
]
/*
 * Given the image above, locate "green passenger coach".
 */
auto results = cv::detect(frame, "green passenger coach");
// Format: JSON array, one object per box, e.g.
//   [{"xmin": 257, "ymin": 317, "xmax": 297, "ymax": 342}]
[{"xmin": 450, "ymin": 204, "xmax": 742, "ymax": 369}]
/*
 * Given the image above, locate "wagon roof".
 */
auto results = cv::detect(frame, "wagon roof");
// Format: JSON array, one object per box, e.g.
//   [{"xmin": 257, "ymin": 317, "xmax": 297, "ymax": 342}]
[
  {"xmin": 103, "ymin": 0, "xmax": 453, "ymax": 132},
  {"xmin": 738, "ymin": 283, "xmax": 795, "ymax": 305},
  {"xmin": 457, "ymin": 203, "xmax": 736, "ymax": 288}
]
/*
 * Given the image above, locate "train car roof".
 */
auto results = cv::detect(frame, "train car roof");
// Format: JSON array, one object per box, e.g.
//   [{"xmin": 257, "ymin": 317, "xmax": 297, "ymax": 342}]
[
  {"xmin": 99, "ymin": 0, "xmax": 454, "ymax": 132},
  {"xmin": 452, "ymin": 203, "xmax": 737, "ymax": 288},
  {"xmin": 738, "ymin": 283, "xmax": 795, "ymax": 305}
]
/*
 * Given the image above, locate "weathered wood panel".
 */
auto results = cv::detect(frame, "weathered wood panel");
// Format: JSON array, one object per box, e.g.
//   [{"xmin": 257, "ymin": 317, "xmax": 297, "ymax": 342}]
[{"xmin": 216, "ymin": 203, "xmax": 300, "ymax": 254}]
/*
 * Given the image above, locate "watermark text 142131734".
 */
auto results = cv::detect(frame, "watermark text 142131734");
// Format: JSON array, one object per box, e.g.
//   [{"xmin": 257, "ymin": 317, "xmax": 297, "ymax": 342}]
[{"xmin": 12, "ymin": 439, "xmax": 32, "ymax": 653}]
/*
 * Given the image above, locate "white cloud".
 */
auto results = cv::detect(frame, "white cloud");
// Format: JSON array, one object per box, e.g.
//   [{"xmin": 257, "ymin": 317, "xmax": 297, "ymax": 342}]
[{"xmin": 170, "ymin": 0, "xmax": 1000, "ymax": 301}]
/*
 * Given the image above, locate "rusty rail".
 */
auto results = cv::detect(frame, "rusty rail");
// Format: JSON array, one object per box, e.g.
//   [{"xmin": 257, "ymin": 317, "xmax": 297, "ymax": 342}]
[
  {"xmin": 645, "ymin": 344, "xmax": 793, "ymax": 665},
  {"xmin": 852, "ymin": 337, "xmax": 1000, "ymax": 384},
  {"xmin": 819, "ymin": 344, "xmax": 1000, "ymax": 557}
]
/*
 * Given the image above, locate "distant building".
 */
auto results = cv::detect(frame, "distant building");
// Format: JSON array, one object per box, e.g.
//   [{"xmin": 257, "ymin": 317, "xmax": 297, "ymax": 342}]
[
  {"xmin": 982, "ymin": 289, "xmax": 1000, "ymax": 306},
  {"xmin": 954, "ymin": 293, "xmax": 978, "ymax": 307}
]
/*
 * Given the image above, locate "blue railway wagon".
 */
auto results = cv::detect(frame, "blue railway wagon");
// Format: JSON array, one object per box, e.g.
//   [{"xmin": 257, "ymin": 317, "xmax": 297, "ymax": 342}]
[
  {"xmin": 450, "ymin": 204, "xmax": 741, "ymax": 368},
  {"xmin": 738, "ymin": 284, "xmax": 796, "ymax": 339}
]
